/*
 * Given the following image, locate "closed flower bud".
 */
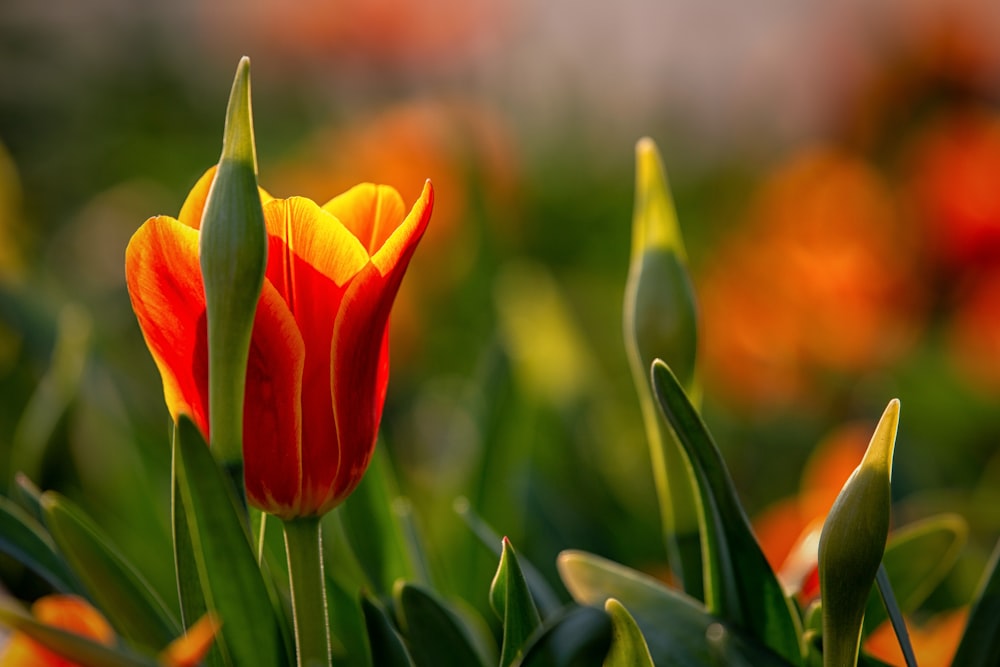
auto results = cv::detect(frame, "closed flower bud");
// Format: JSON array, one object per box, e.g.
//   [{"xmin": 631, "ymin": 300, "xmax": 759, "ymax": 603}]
[{"xmin": 818, "ymin": 399, "xmax": 899, "ymax": 667}]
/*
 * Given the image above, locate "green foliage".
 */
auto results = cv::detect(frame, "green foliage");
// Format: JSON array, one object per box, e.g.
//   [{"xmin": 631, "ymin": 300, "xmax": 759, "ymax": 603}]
[
  {"xmin": 490, "ymin": 537, "xmax": 542, "ymax": 667},
  {"xmin": 42, "ymin": 492, "xmax": 180, "ymax": 649},
  {"xmin": 650, "ymin": 360, "xmax": 804, "ymax": 664},
  {"xmin": 952, "ymin": 537, "xmax": 1000, "ymax": 666},
  {"xmin": 172, "ymin": 416, "xmax": 288, "ymax": 666}
]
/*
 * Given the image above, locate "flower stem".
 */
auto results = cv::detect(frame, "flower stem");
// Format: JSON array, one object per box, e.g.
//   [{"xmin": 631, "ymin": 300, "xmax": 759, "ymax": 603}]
[{"xmin": 283, "ymin": 516, "xmax": 331, "ymax": 667}]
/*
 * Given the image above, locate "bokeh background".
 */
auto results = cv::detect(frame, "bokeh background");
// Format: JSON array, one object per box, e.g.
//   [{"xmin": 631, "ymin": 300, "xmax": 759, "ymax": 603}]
[{"xmin": 2, "ymin": 0, "xmax": 1000, "ymax": 651}]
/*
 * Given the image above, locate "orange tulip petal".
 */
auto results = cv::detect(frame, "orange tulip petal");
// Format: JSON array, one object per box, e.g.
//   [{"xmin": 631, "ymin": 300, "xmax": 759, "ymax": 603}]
[
  {"xmin": 243, "ymin": 278, "xmax": 307, "ymax": 516},
  {"xmin": 322, "ymin": 183, "xmax": 433, "ymax": 510},
  {"xmin": 259, "ymin": 197, "xmax": 368, "ymax": 514},
  {"xmin": 125, "ymin": 216, "xmax": 210, "ymax": 436},
  {"xmin": 322, "ymin": 183, "xmax": 408, "ymax": 257},
  {"xmin": 159, "ymin": 613, "xmax": 221, "ymax": 667}
]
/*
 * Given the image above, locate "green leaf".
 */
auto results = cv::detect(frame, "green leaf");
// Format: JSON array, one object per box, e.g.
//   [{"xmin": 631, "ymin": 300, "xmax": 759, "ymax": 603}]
[
  {"xmin": 394, "ymin": 581, "xmax": 492, "ymax": 667},
  {"xmin": 557, "ymin": 550, "xmax": 796, "ymax": 666},
  {"xmin": 490, "ymin": 537, "xmax": 542, "ymax": 667},
  {"xmin": 41, "ymin": 492, "xmax": 179, "ymax": 649},
  {"xmin": 0, "ymin": 597, "xmax": 160, "ymax": 667},
  {"xmin": 11, "ymin": 472, "xmax": 46, "ymax": 523},
  {"xmin": 515, "ymin": 605, "xmax": 612, "ymax": 667},
  {"xmin": 952, "ymin": 536, "xmax": 1000, "ymax": 666},
  {"xmin": 172, "ymin": 416, "xmax": 288, "ymax": 666},
  {"xmin": 340, "ymin": 446, "xmax": 426, "ymax": 593},
  {"xmin": 0, "ymin": 495, "xmax": 82, "ymax": 594},
  {"xmin": 361, "ymin": 593, "xmax": 415, "ymax": 667},
  {"xmin": 453, "ymin": 497, "xmax": 562, "ymax": 617},
  {"xmin": 603, "ymin": 598, "xmax": 654, "ymax": 667},
  {"xmin": 650, "ymin": 360, "xmax": 803, "ymax": 664},
  {"xmin": 863, "ymin": 513, "xmax": 967, "ymax": 635}
]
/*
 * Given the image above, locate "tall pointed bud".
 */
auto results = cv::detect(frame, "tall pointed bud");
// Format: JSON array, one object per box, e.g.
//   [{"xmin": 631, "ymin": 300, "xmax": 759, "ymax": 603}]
[
  {"xmin": 818, "ymin": 399, "xmax": 899, "ymax": 667},
  {"xmin": 199, "ymin": 57, "xmax": 268, "ymax": 479},
  {"xmin": 622, "ymin": 137, "xmax": 703, "ymax": 598}
]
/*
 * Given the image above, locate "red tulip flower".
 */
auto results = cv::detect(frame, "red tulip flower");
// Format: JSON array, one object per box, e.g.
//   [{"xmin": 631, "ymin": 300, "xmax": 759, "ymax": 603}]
[{"xmin": 126, "ymin": 168, "xmax": 432, "ymax": 518}]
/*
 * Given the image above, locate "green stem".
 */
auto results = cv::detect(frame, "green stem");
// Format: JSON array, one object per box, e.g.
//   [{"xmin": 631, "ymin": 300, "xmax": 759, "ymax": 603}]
[{"xmin": 283, "ymin": 516, "xmax": 331, "ymax": 667}]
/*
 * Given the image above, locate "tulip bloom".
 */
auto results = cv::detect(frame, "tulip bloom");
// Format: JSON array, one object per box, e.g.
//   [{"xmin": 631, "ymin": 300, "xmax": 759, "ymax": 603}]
[{"xmin": 126, "ymin": 168, "xmax": 432, "ymax": 518}]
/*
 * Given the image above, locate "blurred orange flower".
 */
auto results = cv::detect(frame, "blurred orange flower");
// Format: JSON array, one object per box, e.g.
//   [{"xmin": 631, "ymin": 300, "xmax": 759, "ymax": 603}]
[
  {"xmin": 270, "ymin": 98, "xmax": 520, "ymax": 367},
  {"xmin": 0, "ymin": 595, "xmax": 114, "ymax": 667},
  {"xmin": 699, "ymin": 146, "xmax": 923, "ymax": 410},
  {"xmin": 903, "ymin": 108, "xmax": 1000, "ymax": 271},
  {"xmin": 753, "ymin": 423, "xmax": 869, "ymax": 598},
  {"xmin": 864, "ymin": 607, "xmax": 967, "ymax": 667},
  {"xmin": 0, "ymin": 595, "xmax": 217, "ymax": 667}
]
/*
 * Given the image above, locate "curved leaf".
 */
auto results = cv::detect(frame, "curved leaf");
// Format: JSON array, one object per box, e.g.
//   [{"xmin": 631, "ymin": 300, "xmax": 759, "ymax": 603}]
[
  {"xmin": 0, "ymin": 496, "xmax": 81, "ymax": 594},
  {"xmin": 515, "ymin": 605, "xmax": 612, "ymax": 667},
  {"xmin": 361, "ymin": 593, "xmax": 414, "ymax": 667},
  {"xmin": 394, "ymin": 581, "xmax": 492, "ymax": 667},
  {"xmin": 863, "ymin": 513, "xmax": 967, "ymax": 635},
  {"xmin": 603, "ymin": 598, "xmax": 654, "ymax": 667},
  {"xmin": 42, "ymin": 492, "xmax": 179, "ymax": 649},
  {"xmin": 557, "ymin": 550, "xmax": 795, "ymax": 666},
  {"xmin": 650, "ymin": 360, "xmax": 803, "ymax": 664}
]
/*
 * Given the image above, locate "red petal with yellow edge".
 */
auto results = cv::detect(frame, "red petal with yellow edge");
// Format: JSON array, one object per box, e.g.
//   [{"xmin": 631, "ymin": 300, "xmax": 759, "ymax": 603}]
[
  {"xmin": 242, "ymin": 277, "xmax": 307, "ymax": 516},
  {"xmin": 258, "ymin": 197, "xmax": 367, "ymax": 515},
  {"xmin": 323, "ymin": 183, "xmax": 408, "ymax": 256},
  {"xmin": 320, "ymin": 182, "xmax": 433, "ymax": 512},
  {"xmin": 125, "ymin": 216, "xmax": 210, "ymax": 435},
  {"xmin": 177, "ymin": 167, "xmax": 275, "ymax": 230}
]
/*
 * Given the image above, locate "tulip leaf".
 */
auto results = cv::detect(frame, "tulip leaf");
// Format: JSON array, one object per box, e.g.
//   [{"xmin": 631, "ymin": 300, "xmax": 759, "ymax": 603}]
[
  {"xmin": 341, "ymin": 446, "xmax": 426, "ymax": 594},
  {"xmin": 172, "ymin": 416, "xmax": 287, "ymax": 667},
  {"xmin": 558, "ymin": 550, "xmax": 796, "ymax": 666},
  {"xmin": 952, "ymin": 536, "xmax": 1000, "ymax": 667},
  {"xmin": 41, "ymin": 492, "xmax": 179, "ymax": 649},
  {"xmin": 603, "ymin": 598, "xmax": 655, "ymax": 667},
  {"xmin": 862, "ymin": 513, "xmax": 967, "ymax": 635},
  {"xmin": 0, "ymin": 597, "xmax": 160, "ymax": 667},
  {"xmin": 0, "ymin": 495, "xmax": 82, "ymax": 595},
  {"xmin": 454, "ymin": 496, "xmax": 562, "ymax": 617},
  {"xmin": 11, "ymin": 472, "xmax": 46, "ymax": 523},
  {"xmin": 515, "ymin": 605, "xmax": 612, "ymax": 667},
  {"xmin": 393, "ymin": 581, "xmax": 492, "ymax": 667},
  {"xmin": 361, "ymin": 593, "xmax": 415, "ymax": 667},
  {"xmin": 490, "ymin": 537, "xmax": 542, "ymax": 667},
  {"xmin": 650, "ymin": 360, "xmax": 803, "ymax": 664}
]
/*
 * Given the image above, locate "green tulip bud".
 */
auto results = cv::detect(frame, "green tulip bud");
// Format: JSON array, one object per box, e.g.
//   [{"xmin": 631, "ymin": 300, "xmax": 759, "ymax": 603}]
[
  {"xmin": 818, "ymin": 399, "xmax": 899, "ymax": 667},
  {"xmin": 623, "ymin": 137, "xmax": 702, "ymax": 597},
  {"xmin": 199, "ymin": 57, "xmax": 268, "ymax": 477}
]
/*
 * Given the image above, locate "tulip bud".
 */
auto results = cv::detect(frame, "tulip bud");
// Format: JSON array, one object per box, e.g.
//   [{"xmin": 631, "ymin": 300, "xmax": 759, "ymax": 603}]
[
  {"xmin": 624, "ymin": 137, "xmax": 698, "ymax": 396},
  {"xmin": 818, "ymin": 399, "xmax": 899, "ymax": 667},
  {"xmin": 623, "ymin": 137, "xmax": 702, "ymax": 596},
  {"xmin": 199, "ymin": 57, "xmax": 268, "ymax": 476}
]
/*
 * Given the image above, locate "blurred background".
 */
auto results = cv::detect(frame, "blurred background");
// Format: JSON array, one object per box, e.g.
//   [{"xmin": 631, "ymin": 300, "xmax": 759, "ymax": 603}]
[{"xmin": 2, "ymin": 0, "xmax": 1000, "ymax": 644}]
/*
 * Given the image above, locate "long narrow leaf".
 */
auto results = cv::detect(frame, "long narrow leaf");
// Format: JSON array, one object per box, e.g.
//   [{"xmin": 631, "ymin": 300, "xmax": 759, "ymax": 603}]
[
  {"xmin": 42, "ymin": 492, "xmax": 179, "ymax": 649},
  {"xmin": 650, "ymin": 360, "xmax": 803, "ymax": 664},
  {"xmin": 172, "ymin": 416, "xmax": 287, "ymax": 667},
  {"xmin": 0, "ymin": 496, "xmax": 82, "ymax": 594},
  {"xmin": 603, "ymin": 598, "xmax": 655, "ymax": 667}
]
